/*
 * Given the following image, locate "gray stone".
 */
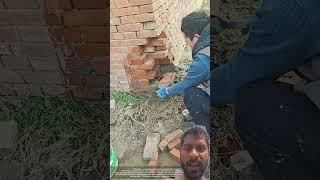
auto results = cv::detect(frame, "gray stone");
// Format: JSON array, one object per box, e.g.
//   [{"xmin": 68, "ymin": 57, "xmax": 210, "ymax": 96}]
[
  {"xmin": 143, "ymin": 133, "xmax": 160, "ymax": 161},
  {"xmin": 230, "ymin": 150, "xmax": 255, "ymax": 172},
  {"xmin": 0, "ymin": 121, "xmax": 18, "ymax": 149}
]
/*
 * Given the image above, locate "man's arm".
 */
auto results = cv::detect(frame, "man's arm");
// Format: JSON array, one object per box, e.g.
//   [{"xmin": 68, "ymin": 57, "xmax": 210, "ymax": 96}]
[
  {"xmin": 167, "ymin": 54, "xmax": 210, "ymax": 95},
  {"xmin": 212, "ymin": 1, "xmax": 312, "ymax": 105}
]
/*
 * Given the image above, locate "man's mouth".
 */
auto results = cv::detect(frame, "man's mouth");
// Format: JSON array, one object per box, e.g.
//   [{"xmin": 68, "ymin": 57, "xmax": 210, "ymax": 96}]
[{"xmin": 187, "ymin": 161, "xmax": 202, "ymax": 168}]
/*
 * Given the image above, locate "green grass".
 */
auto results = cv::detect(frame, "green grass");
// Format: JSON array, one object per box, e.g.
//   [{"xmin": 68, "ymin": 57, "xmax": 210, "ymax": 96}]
[
  {"xmin": 0, "ymin": 96, "xmax": 108, "ymax": 179},
  {"xmin": 111, "ymin": 92, "xmax": 144, "ymax": 108}
]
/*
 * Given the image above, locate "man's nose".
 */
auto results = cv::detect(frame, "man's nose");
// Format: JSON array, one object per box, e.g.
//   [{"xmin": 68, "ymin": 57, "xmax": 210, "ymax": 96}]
[{"xmin": 189, "ymin": 148, "xmax": 199, "ymax": 159}]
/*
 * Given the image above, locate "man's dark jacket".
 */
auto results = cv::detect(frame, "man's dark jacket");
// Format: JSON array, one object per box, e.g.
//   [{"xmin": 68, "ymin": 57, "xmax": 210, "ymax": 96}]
[{"xmin": 212, "ymin": 0, "xmax": 320, "ymax": 105}]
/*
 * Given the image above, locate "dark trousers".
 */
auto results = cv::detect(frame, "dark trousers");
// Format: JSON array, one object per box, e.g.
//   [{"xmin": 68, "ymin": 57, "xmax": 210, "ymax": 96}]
[
  {"xmin": 234, "ymin": 80, "xmax": 320, "ymax": 180},
  {"xmin": 183, "ymin": 87, "xmax": 210, "ymax": 133}
]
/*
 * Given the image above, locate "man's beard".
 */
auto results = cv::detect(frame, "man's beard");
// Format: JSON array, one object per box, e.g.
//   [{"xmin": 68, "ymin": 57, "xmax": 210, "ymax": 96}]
[{"xmin": 181, "ymin": 159, "xmax": 208, "ymax": 180}]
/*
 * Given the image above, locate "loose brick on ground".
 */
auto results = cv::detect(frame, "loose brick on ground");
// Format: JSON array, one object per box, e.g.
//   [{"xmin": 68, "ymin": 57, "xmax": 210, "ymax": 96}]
[
  {"xmin": 167, "ymin": 138, "xmax": 181, "ymax": 150},
  {"xmin": 169, "ymin": 148, "xmax": 180, "ymax": 164},
  {"xmin": 158, "ymin": 139, "xmax": 168, "ymax": 152},
  {"xmin": 164, "ymin": 129, "xmax": 182, "ymax": 143}
]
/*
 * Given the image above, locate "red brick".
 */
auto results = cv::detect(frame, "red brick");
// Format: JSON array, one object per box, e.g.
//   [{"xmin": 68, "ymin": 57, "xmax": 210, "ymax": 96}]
[
  {"xmin": 148, "ymin": 50, "xmax": 168, "ymax": 59},
  {"xmin": 64, "ymin": 11, "xmax": 106, "ymax": 26},
  {"xmin": 46, "ymin": 0, "xmax": 72, "ymax": 10},
  {"xmin": 169, "ymin": 148, "xmax": 180, "ymax": 164},
  {"xmin": 156, "ymin": 46, "xmax": 166, "ymax": 51},
  {"xmin": 148, "ymin": 155, "xmax": 160, "ymax": 174},
  {"xmin": 111, "ymin": 26, "xmax": 118, "ymax": 33},
  {"xmin": 121, "ymin": 13, "xmax": 155, "ymax": 24},
  {"xmin": 111, "ymin": 47, "xmax": 127, "ymax": 53},
  {"xmin": 76, "ymin": 44, "xmax": 106, "ymax": 57},
  {"xmin": 49, "ymin": 29, "xmax": 81, "ymax": 42},
  {"xmin": 159, "ymin": 32, "xmax": 166, "ymax": 38},
  {"xmin": 3, "ymin": 0, "xmax": 40, "ymax": 9},
  {"xmin": 130, "ymin": 59, "xmax": 154, "ymax": 70},
  {"xmin": 144, "ymin": 46, "xmax": 155, "ymax": 53},
  {"xmin": 82, "ymin": 30, "xmax": 107, "ymax": 42},
  {"xmin": 128, "ymin": 39, "xmax": 148, "ymax": 46},
  {"xmin": 0, "ymin": 27, "xmax": 19, "ymax": 42},
  {"xmin": 167, "ymin": 138, "xmax": 181, "ymax": 150},
  {"xmin": 148, "ymin": 38, "xmax": 167, "ymax": 46},
  {"xmin": 129, "ymin": 0, "xmax": 154, "ymax": 6},
  {"xmin": 139, "ymin": 4, "xmax": 155, "ymax": 14},
  {"xmin": 110, "ymin": 17, "xmax": 121, "ymax": 25},
  {"xmin": 143, "ymin": 21, "xmax": 157, "ymax": 30},
  {"xmin": 130, "ymin": 46, "xmax": 143, "ymax": 52},
  {"xmin": 137, "ymin": 30, "xmax": 158, "ymax": 38},
  {"xmin": 117, "ymin": 23, "xmax": 143, "ymax": 32},
  {"xmin": 130, "ymin": 70, "xmax": 147, "ymax": 76},
  {"xmin": 128, "ymin": 53, "xmax": 146, "ymax": 64},
  {"xmin": 113, "ymin": 32, "xmax": 124, "ymax": 40},
  {"xmin": 114, "ymin": 0, "xmax": 128, "ymax": 8},
  {"xmin": 111, "ymin": 6, "xmax": 139, "ymax": 17},
  {"xmin": 146, "ymin": 70, "xmax": 157, "ymax": 80},
  {"xmin": 46, "ymin": 13, "xmax": 62, "ymax": 25},
  {"xmin": 159, "ymin": 72, "xmax": 175, "ymax": 87},
  {"xmin": 124, "ymin": 32, "xmax": 137, "ymax": 39},
  {"xmin": 165, "ymin": 129, "xmax": 182, "ymax": 143},
  {"xmin": 110, "ymin": 40, "xmax": 127, "ymax": 47},
  {"xmin": 73, "ymin": 0, "xmax": 106, "ymax": 9}
]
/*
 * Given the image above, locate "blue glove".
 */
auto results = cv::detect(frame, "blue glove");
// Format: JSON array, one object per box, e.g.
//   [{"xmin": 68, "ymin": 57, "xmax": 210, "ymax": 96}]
[{"xmin": 156, "ymin": 87, "xmax": 168, "ymax": 99}]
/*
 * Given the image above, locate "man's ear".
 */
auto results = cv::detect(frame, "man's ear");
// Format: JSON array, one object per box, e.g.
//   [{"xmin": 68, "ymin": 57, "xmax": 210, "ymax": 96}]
[{"xmin": 194, "ymin": 34, "xmax": 200, "ymax": 39}]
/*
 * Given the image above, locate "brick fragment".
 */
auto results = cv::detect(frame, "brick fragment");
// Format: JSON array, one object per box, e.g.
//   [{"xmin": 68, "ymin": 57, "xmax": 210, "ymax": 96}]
[
  {"xmin": 158, "ymin": 72, "xmax": 175, "ymax": 87},
  {"xmin": 144, "ymin": 46, "xmax": 155, "ymax": 53},
  {"xmin": 130, "ymin": 59, "xmax": 154, "ymax": 70},
  {"xmin": 148, "ymin": 50, "xmax": 168, "ymax": 59},
  {"xmin": 148, "ymin": 38, "xmax": 167, "ymax": 46},
  {"xmin": 165, "ymin": 129, "xmax": 182, "ymax": 143},
  {"xmin": 169, "ymin": 148, "xmax": 180, "ymax": 164},
  {"xmin": 167, "ymin": 138, "xmax": 181, "ymax": 150}
]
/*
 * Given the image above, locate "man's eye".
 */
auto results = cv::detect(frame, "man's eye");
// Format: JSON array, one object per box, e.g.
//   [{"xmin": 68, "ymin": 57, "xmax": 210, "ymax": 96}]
[
  {"xmin": 196, "ymin": 145, "xmax": 207, "ymax": 153},
  {"xmin": 183, "ymin": 145, "xmax": 192, "ymax": 151}
]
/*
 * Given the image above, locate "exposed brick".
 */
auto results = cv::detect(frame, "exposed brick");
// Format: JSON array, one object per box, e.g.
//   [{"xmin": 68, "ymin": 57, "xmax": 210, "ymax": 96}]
[
  {"xmin": 0, "ymin": 70, "xmax": 24, "ymax": 83},
  {"xmin": 46, "ymin": 13, "xmax": 62, "ymax": 25},
  {"xmin": 1, "ymin": 56, "xmax": 31, "ymax": 70},
  {"xmin": 13, "ymin": 84, "xmax": 43, "ymax": 96},
  {"xmin": 167, "ymin": 138, "xmax": 181, "ymax": 150},
  {"xmin": 117, "ymin": 23, "xmax": 143, "ymax": 32},
  {"xmin": 18, "ymin": 26, "xmax": 50, "ymax": 42},
  {"xmin": 159, "ymin": 72, "xmax": 175, "ymax": 87},
  {"xmin": 110, "ymin": 40, "xmax": 127, "ymax": 47},
  {"xmin": 29, "ymin": 57, "xmax": 60, "ymax": 71},
  {"xmin": 49, "ymin": 29, "xmax": 81, "ymax": 42},
  {"xmin": 111, "ymin": 26, "xmax": 117, "ymax": 33},
  {"xmin": 73, "ymin": 0, "xmax": 106, "ymax": 9},
  {"xmin": 0, "ymin": 44, "xmax": 12, "ymax": 55},
  {"xmin": 13, "ymin": 44, "xmax": 56, "ymax": 57},
  {"xmin": 148, "ymin": 50, "xmax": 168, "ymax": 59},
  {"xmin": 130, "ymin": 59, "xmax": 154, "ymax": 70},
  {"xmin": 22, "ymin": 72, "xmax": 64, "ymax": 84},
  {"xmin": 159, "ymin": 32, "xmax": 167, "ymax": 38},
  {"xmin": 146, "ymin": 70, "xmax": 157, "ymax": 79},
  {"xmin": 114, "ymin": 0, "xmax": 128, "ymax": 8},
  {"xmin": 0, "ymin": 10, "xmax": 45, "ymax": 25},
  {"xmin": 165, "ymin": 129, "xmax": 182, "ymax": 143},
  {"xmin": 140, "ymin": 4, "xmax": 155, "ymax": 14},
  {"xmin": 82, "ymin": 30, "xmax": 107, "ymax": 42},
  {"xmin": 120, "ymin": 13, "xmax": 155, "ymax": 24},
  {"xmin": 143, "ymin": 21, "xmax": 157, "ymax": 30},
  {"xmin": 110, "ymin": 17, "xmax": 121, "ymax": 25},
  {"xmin": 129, "ymin": 0, "xmax": 154, "ymax": 6},
  {"xmin": 124, "ymin": 32, "xmax": 137, "ymax": 39},
  {"xmin": 128, "ymin": 38, "xmax": 148, "ymax": 46},
  {"xmin": 111, "ymin": 6, "xmax": 139, "ymax": 17},
  {"xmin": 130, "ymin": 46, "xmax": 143, "ymax": 52},
  {"xmin": 3, "ymin": 0, "xmax": 40, "ymax": 9},
  {"xmin": 0, "ymin": 27, "xmax": 19, "ymax": 42},
  {"xmin": 169, "ymin": 148, "xmax": 180, "ymax": 164},
  {"xmin": 112, "ymin": 32, "xmax": 124, "ymax": 40},
  {"xmin": 75, "ymin": 44, "xmax": 106, "ymax": 57},
  {"xmin": 46, "ymin": 0, "xmax": 72, "ymax": 10},
  {"xmin": 148, "ymin": 38, "xmax": 167, "ymax": 46},
  {"xmin": 156, "ymin": 46, "xmax": 166, "ymax": 51},
  {"xmin": 137, "ymin": 30, "xmax": 158, "ymax": 38},
  {"xmin": 144, "ymin": 46, "xmax": 155, "ymax": 53},
  {"xmin": 64, "ymin": 11, "xmax": 106, "ymax": 26},
  {"xmin": 111, "ymin": 47, "xmax": 127, "ymax": 53},
  {"xmin": 128, "ymin": 53, "xmax": 146, "ymax": 64}
]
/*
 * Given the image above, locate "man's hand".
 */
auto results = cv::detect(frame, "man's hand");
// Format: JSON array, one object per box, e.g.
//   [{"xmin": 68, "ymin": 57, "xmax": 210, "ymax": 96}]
[{"xmin": 156, "ymin": 87, "xmax": 168, "ymax": 100}]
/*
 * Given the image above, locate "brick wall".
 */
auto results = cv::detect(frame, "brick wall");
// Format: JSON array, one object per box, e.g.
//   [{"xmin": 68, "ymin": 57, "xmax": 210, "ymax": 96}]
[
  {"xmin": 110, "ymin": 0, "xmax": 203, "ymax": 92},
  {"xmin": 0, "ymin": 0, "xmax": 107, "ymax": 101}
]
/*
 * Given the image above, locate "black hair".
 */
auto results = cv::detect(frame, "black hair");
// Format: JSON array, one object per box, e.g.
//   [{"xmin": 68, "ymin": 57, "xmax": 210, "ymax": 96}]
[
  {"xmin": 180, "ymin": 125, "xmax": 210, "ymax": 150},
  {"xmin": 181, "ymin": 10, "xmax": 210, "ymax": 40}
]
